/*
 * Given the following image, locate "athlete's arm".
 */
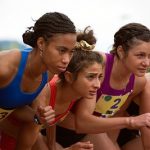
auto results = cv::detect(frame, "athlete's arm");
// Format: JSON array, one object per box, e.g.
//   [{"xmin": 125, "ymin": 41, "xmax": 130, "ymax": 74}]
[
  {"xmin": 139, "ymin": 74, "xmax": 150, "ymax": 149},
  {"xmin": 0, "ymin": 49, "xmax": 20, "ymax": 87},
  {"xmin": 74, "ymin": 95, "xmax": 150, "ymax": 134},
  {"xmin": 15, "ymin": 83, "xmax": 52, "ymax": 149}
]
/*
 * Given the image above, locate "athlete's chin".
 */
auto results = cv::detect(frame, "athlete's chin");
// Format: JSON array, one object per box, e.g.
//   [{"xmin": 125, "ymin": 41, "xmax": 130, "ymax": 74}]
[
  {"xmin": 48, "ymin": 66, "xmax": 66, "ymax": 74},
  {"xmin": 85, "ymin": 94, "xmax": 96, "ymax": 99},
  {"xmin": 57, "ymin": 67, "xmax": 66, "ymax": 73},
  {"xmin": 135, "ymin": 70, "xmax": 147, "ymax": 77}
]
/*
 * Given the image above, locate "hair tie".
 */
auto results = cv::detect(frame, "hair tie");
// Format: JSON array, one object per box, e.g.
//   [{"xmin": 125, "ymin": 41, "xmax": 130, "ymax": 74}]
[{"xmin": 76, "ymin": 40, "xmax": 95, "ymax": 51}]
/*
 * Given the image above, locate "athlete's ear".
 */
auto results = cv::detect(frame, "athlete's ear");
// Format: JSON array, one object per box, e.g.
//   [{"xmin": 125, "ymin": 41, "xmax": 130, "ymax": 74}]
[
  {"xmin": 117, "ymin": 45, "xmax": 125, "ymax": 59},
  {"xmin": 64, "ymin": 71, "xmax": 73, "ymax": 83},
  {"xmin": 37, "ymin": 37, "xmax": 45, "ymax": 50}
]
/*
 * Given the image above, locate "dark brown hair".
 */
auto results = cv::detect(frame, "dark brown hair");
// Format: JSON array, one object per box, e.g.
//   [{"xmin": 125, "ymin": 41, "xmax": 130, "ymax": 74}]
[
  {"xmin": 22, "ymin": 12, "xmax": 76, "ymax": 47},
  {"xmin": 110, "ymin": 23, "xmax": 150, "ymax": 56},
  {"xmin": 59, "ymin": 26, "xmax": 103, "ymax": 82}
]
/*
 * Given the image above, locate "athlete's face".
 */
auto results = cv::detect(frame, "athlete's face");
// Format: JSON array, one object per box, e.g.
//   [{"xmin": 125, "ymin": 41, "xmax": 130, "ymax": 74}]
[
  {"xmin": 122, "ymin": 41, "xmax": 150, "ymax": 77},
  {"xmin": 41, "ymin": 33, "xmax": 77, "ymax": 74},
  {"xmin": 71, "ymin": 62, "xmax": 103, "ymax": 99}
]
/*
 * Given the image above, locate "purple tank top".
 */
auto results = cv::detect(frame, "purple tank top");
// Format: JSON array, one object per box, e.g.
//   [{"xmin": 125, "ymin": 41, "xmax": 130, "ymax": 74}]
[{"xmin": 95, "ymin": 53, "xmax": 135, "ymax": 118}]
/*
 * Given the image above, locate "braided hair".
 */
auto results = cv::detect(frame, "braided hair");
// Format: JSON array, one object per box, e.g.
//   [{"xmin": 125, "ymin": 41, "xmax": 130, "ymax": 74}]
[
  {"xmin": 22, "ymin": 12, "xmax": 76, "ymax": 47},
  {"xmin": 110, "ymin": 23, "xmax": 150, "ymax": 56}
]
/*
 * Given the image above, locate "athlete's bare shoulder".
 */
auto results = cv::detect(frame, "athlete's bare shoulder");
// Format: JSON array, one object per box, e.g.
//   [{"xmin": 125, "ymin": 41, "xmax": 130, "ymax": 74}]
[
  {"xmin": 0, "ymin": 49, "xmax": 21, "ymax": 87},
  {"xmin": 132, "ymin": 75, "xmax": 147, "ymax": 96}
]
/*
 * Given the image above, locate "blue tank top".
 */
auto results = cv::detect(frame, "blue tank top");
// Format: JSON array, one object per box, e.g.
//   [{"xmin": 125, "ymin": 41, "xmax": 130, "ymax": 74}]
[{"xmin": 0, "ymin": 48, "xmax": 48, "ymax": 109}]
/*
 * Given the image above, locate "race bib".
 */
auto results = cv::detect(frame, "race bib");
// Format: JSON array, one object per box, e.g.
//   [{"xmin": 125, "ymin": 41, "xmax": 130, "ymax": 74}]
[{"xmin": 95, "ymin": 92, "xmax": 130, "ymax": 118}]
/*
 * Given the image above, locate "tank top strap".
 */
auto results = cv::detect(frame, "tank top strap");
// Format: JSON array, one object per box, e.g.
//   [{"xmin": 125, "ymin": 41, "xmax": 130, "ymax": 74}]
[
  {"xmin": 14, "ymin": 49, "xmax": 30, "ymax": 83},
  {"xmin": 49, "ymin": 75, "xmax": 58, "ymax": 109},
  {"xmin": 101, "ymin": 53, "xmax": 114, "ymax": 86},
  {"xmin": 96, "ymin": 53, "xmax": 115, "ymax": 99}
]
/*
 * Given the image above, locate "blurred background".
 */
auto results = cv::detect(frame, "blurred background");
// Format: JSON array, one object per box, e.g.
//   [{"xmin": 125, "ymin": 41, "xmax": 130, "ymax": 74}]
[{"xmin": 0, "ymin": 0, "xmax": 150, "ymax": 52}]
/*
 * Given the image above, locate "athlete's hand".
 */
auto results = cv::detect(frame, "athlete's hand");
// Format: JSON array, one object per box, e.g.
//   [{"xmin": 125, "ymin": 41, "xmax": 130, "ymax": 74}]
[
  {"xmin": 66, "ymin": 141, "xmax": 93, "ymax": 150},
  {"xmin": 127, "ymin": 113, "xmax": 150, "ymax": 128},
  {"xmin": 36, "ymin": 106, "xmax": 55, "ymax": 125}
]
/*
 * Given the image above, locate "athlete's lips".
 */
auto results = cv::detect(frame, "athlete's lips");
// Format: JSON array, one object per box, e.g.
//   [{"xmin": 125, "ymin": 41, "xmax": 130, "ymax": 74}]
[
  {"xmin": 57, "ymin": 66, "xmax": 67, "ymax": 72},
  {"xmin": 138, "ymin": 68, "xmax": 147, "ymax": 72},
  {"xmin": 89, "ymin": 91, "xmax": 97, "ymax": 95}
]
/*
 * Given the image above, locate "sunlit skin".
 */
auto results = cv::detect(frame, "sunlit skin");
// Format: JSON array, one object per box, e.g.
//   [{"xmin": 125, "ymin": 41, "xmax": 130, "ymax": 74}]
[
  {"xmin": 71, "ymin": 41, "xmax": 150, "ymax": 150},
  {"xmin": 35, "ymin": 41, "xmax": 150, "ymax": 150},
  {"xmin": 107, "ymin": 41, "xmax": 150, "ymax": 91},
  {"xmin": 40, "ymin": 33, "xmax": 77, "ymax": 74},
  {"xmin": 38, "ymin": 62, "xmax": 103, "ymax": 119},
  {"xmin": 0, "ymin": 62, "xmax": 103, "ymax": 150},
  {"xmin": 121, "ymin": 41, "xmax": 150, "ymax": 77},
  {"xmin": 2, "ymin": 62, "xmax": 102, "ymax": 150},
  {"xmin": 31, "ymin": 62, "xmax": 103, "ymax": 150},
  {"xmin": 71, "ymin": 63, "xmax": 103, "ymax": 99},
  {"xmin": 0, "ymin": 33, "xmax": 76, "ymax": 93},
  {"xmin": 0, "ymin": 11, "xmax": 78, "ymax": 150}
]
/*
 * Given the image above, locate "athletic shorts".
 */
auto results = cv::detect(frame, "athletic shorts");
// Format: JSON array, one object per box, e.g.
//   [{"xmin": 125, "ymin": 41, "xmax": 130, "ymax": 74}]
[{"xmin": 41, "ymin": 125, "xmax": 86, "ymax": 148}]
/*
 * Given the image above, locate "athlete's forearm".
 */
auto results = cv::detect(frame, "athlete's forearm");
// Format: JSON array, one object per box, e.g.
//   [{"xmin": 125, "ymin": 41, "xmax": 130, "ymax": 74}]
[
  {"xmin": 46, "ymin": 125, "xmax": 56, "ymax": 150},
  {"xmin": 75, "ymin": 115, "xmax": 129, "ymax": 134},
  {"xmin": 75, "ymin": 113, "xmax": 150, "ymax": 134},
  {"xmin": 140, "ymin": 127, "xmax": 150, "ymax": 150},
  {"xmin": 15, "ymin": 122, "xmax": 40, "ymax": 150}
]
